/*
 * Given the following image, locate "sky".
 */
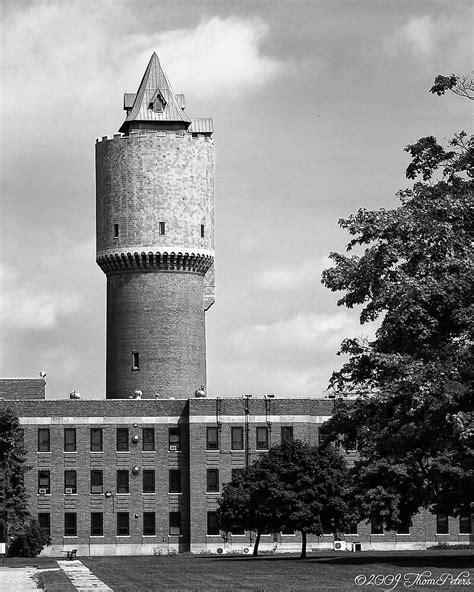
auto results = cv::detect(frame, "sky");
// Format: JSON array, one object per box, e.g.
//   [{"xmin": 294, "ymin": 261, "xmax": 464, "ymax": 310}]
[{"xmin": 0, "ymin": 0, "xmax": 471, "ymax": 400}]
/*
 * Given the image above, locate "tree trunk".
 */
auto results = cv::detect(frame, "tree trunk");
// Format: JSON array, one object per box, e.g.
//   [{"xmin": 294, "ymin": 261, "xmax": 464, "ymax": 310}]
[
  {"xmin": 253, "ymin": 531, "xmax": 261, "ymax": 556},
  {"xmin": 300, "ymin": 531, "xmax": 307, "ymax": 559}
]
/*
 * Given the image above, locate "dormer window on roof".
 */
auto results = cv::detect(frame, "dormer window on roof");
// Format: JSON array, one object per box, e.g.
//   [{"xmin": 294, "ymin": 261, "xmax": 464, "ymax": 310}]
[{"xmin": 150, "ymin": 91, "xmax": 166, "ymax": 113}]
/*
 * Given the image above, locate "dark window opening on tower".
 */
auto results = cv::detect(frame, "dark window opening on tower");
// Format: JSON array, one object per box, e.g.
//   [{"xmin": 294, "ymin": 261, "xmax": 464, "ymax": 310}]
[
  {"xmin": 200, "ymin": 224, "xmax": 205, "ymax": 238},
  {"xmin": 113, "ymin": 224, "xmax": 119, "ymax": 238},
  {"xmin": 132, "ymin": 351, "xmax": 139, "ymax": 371},
  {"xmin": 159, "ymin": 221, "xmax": 166, "ymax": 236}
]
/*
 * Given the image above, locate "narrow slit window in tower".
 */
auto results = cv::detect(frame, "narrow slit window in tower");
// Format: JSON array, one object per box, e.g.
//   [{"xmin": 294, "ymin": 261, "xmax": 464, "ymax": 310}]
[
  {"xmin": 200, "ymin": 224, "xmax": 205, "ymax": 238},
  {"xmin": 113, "ymin": 224, "xmax": 119, "ymax": 238},
  {"xmin": 159, "ymin": 221, "xmax": 166, "ymax": 236},
  {"xmin": 132, "ymin": 351, "xmax": 139, "ymax": 371}
]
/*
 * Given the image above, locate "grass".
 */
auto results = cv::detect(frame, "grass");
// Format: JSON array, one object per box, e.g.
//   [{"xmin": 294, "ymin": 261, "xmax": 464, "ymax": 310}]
[{"xmin": 81, "ymin": 549, "xmax": 474, "ymax": 592}]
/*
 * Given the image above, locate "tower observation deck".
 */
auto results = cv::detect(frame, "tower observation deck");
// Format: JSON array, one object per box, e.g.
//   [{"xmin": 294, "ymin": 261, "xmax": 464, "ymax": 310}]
[{"xmin": 96, "ymin": 53, "xmax": 215, "ymax": 399}]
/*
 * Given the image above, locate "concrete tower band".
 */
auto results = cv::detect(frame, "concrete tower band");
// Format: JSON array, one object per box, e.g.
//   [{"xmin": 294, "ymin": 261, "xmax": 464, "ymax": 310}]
[{"xmin": 95, "ymin": 53, "xmax": 215, "ymax": 400}]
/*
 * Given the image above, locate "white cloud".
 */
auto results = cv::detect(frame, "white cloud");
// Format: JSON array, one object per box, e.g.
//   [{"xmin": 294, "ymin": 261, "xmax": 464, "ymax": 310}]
[
  {"xmin": 384, "ymin": 14, "xmax": 470, "ymax": 63},
  {"xmin": 230, "ymin": 311, "xmax": 376, "ymax": 354},
  {"xmin": 258, "ymin": 256, "xmax": 330, "ymax": 291},
  {"xmin": 151, "ymin": 17, "xmax": 284, "ymax": 98},
  {"xmin": 2, "ymin": 8, "xmax": 283, "ymax": 128},
  {"xmin": 0, "ymin": 240, "xmax": 94, "ymax": 330}
]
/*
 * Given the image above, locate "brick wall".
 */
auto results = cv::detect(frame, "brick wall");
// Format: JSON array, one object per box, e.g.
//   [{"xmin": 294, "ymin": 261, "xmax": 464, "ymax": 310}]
[{"xmin": 0, "ymin": 379, "xmax": 45, "ymax": 400}]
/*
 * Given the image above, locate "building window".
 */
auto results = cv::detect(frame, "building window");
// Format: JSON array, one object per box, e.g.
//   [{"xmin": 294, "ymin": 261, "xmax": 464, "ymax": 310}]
[
  {"xmin": 343, "ymin": 432, "xmax": 357, "ymax": 452},
  {"xmin": 90, "ymin": 428, "xmax": 103, "ymax": 452},
  {"xmin": 169, "ymin": 427, "xmax": 180, "ymax": 451},
  {"xmin": 116, "ymin": 428, "xmax": 129, "ymax": 451},
  {"xmin": 459, "ymin": 511, "xmax": 472, "ymax": 534},
  {"xmin": 371, "ymin": 518, "xmax": 384, "ymax": 535},
  {"xmin": 143, "ymin": 512, "xmax": 156, "ymax": 536},
  {"xmin": 231, "ymin": 427, "xmax": 244, "ymax": 450},
  {"xmin": 142, "ymin": 428, "xmax": 155, "ymax": 451},
  {"xmin": 143, "ymin": 470, "xmax": 155, "ymax": 493},
  {"xmin": 91, "ymin": 512, "xmax": 103, "ymax": 536},
  {"xmin": 132, "ymin": 351, "xmax": 140, "ymax": 371},
  {"xmin": 207, "ymin": 512, "xmax": 219, "ymax": 535},
  {"xmin": 281, "ymin": 426, "xmax": 293, "ymax": 443},
  {"xmin": 38, "ymin": 470, "xmax": 50, "ymax": 494},
  {"xmin": 206, "ymin": 427, "xmax": 219, "ymax": 450},
  {"xmin": 207, "ymin": 469, "xmax": 219, "ymax": 493},
  {"xmin": 169, "ymin": 469, "xmax": 181, "ymax": 493},
  {"xmin": 169, "ymin": 512, "xmax": 181, "ymax": 535},
  {"xmin": 38, "ymin": 428, "xmax": 50, "ymax": 452},
  {"xmin": 117, "ymin": 470, "xmax": 129, "ymax": 494},
  {"xmin": 200, "ymin": 224, "xmax": 205, "ymax": 238},
  {"xmin": 256, "ymin": 427, "xmax": 269, "ymax": 450},
  {"xmin": 64, "ymin": 513, "xmax": 77, "ymax": 537},
  {"xmin": 90, "ymin": 470, "xmax": 103, "ymax": 494},
  {"xmin": 64, "ymin": 470, "xmax": 77, "ymax": 494},
  {"xmin": 38, "ymin": 513, "xmax": 50, "ymax": 538},
  {"xmin": 347, "ymin": 522, "xmax": 359, "ymax": 535},
  {"xmin": 113, "ymin": 223, "xmax": 119, "ymax": 238},
  {"xmin": 231, "ymin": 525, "xmax": 245, "ymax": 535},
  {"xmin": 397, "ymin": 520, "xmax": 410, "ymax": 534},
  {"xmin": 159, "ymin": 221, "xmax": 166, "ymax": 236},
  {"xmin": 436, "ymin": 514, "xmax": 449, "ymax": 534},
  {"xmin": 117, "ymin": 512, "xmax": 129, "ymax": 536},
  {"xmin": 64, "ymin": 428, "xmax": 76, "ymax": 452},
  {"xmin": 318, "ymin": 425, "xmax": 330, "ymax": 446}
]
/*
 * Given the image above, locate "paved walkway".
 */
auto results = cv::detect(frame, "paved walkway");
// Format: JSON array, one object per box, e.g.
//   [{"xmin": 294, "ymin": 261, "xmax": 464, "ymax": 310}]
[
  {"xmin": 58, "ymin": 559, "xmax": 113, "ymax": 591},
  {"xmin": 0, "ymin": 565, "xmax": 42, "ymax": 591}
]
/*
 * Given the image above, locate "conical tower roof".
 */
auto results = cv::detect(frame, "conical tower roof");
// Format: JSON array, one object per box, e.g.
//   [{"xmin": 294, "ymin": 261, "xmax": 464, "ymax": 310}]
[{"xmin": 119, "ymin": 53, "xmax": 191, "ymax": 133}]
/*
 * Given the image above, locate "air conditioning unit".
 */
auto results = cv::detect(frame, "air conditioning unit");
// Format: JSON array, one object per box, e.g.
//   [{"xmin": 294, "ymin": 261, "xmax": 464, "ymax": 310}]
[
  {"xmin": 216, "ymin": 547, "xmax": 226, "ymax": 555},
  {"xmin": 333, "ymin": 541, "xmax": 347, "ymax": 551},
  {"xmin": 169, "ymin": 445, "xmax": 178, "ymax": 451},
  {"xmin": 65, "ymin": 488, "xmax": 73, "ymax": 494},
  {"xmin": 38, "ymin": 488, "xmax": 47, "ymax": 495}
]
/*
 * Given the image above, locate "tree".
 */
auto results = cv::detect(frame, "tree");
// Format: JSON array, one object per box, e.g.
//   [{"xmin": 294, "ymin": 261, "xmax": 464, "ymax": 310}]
[
  {"xmin": 321, "ymin": 122, "xmax": 473, "ymax": 527},
  {"xmin": 217, "ymin": 465, "xmax": 286, "ymax": 556},
  {"xmin": 430, "ymin": 73, "xmax": 474, "ymax": 100},
  {"xmin": 8, "ymin": 518, "xmax": 50, "ymax": 557},
  {"xmin": 218, "ymin": 440, "xmax": 350, "ymax": 558},
  {"xmin": 0, "ymin": 408, "xmax": 31, "ymax": 553}
]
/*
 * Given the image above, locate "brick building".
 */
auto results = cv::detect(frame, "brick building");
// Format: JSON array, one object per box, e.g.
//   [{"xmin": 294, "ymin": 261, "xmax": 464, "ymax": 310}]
[
  {"xmin": 1, "ymin": 384, "xmax": 471, "ymax": 555},
  {"xmin": 0, "ymin": 54, "xmax": 471, "ymax": 555}
]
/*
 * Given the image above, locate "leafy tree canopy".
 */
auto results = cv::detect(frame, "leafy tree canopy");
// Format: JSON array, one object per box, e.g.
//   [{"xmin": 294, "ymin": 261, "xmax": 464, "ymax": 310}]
[
  {"xmin": 430, "ymin": 73, "xmax": 474, "ymax": 100},
  {"xmin": 218, "ymin": 440, "xmax": 350, "ymax": 557},
  {"xmin": 321, "ymin": 120, "xmax": 473, "ymax": 527},
  {"xmin": 0, "ymin": 407, "xmax": 31, "ymax": 547}
]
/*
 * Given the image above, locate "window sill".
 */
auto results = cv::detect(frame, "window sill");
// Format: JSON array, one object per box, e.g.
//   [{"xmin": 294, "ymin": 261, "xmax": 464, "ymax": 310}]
[
  {"xmin": 64, "ymin": 536, "xmax": 78, "ymax": 538},
  {"xmin": 116, "ymin": 535, "xmax": 131, "ymax": 538},
  {"xmin": 142, "ymin": 535, "xmax": 157, "ymax": 538},
  {"xmin": 63, "ymin": 452, "xmax": 77, "ymax": 454},
  {"xmin": 90, "ymin": 535, "xmax": 105, "ymax": 538},
  {"xmin": 90, "ymin": 451, "xmax": 104, "ymax": 454},
  {"xmin": 64, "ymin": 493, "xmax": 78, "ymax": 496},
  {"xmin": 142, "ymin": 450, "xmax": 156, "ymax": 453},
  {"xmin": 168, "ymin": 492, "xmax": 182, "ymax": 495},
  {"xmin": 206, "ymin": 491, "xmax": 220, "ymax": 495},
  {"xmin": 116, "ymin": 493, "xmax": 130, "ymax": 496},
  {"xmin": 205, "ymin": 449, "xmax": 220, "ymax": 452},
  {"xmin": 143, "ymin": 492, "xmax": 156, "ymax": 495},
  {"xmin": 37, "ymin": 451, "xmax": 51, "ymax": 454},
  {"xmin": 116, "ymin": 451, "xmax": 130, "ymax": 454}
]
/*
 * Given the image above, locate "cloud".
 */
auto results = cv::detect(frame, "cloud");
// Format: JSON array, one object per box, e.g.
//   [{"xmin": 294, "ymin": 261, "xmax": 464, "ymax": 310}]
[
  {"xmin": 2, "ymin": 8, "xmax": 283, "ymax": 129},
  {"xmin": 0, "ymin": 240, "xmax": 94, "ymax": 331},
  {"xmin": 384, "ymin": 14, "xmax": 470, "ymax": 63},
  {"xmin": 230, "ymin": 311, "xmax": 376, "ymax": 355},
  {"xmin": 151, "ymin": 17, "xmax": 284, "ymax": 99},
  {"xmin": 257, "ymin": 257, "xmax": 330, "ymax": 291}
]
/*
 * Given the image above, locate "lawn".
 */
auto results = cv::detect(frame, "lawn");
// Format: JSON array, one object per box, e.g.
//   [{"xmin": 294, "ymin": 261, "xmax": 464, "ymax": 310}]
[{"xmin": 82, "ymin": 549, "xmax": 474, "ymax": 592}]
